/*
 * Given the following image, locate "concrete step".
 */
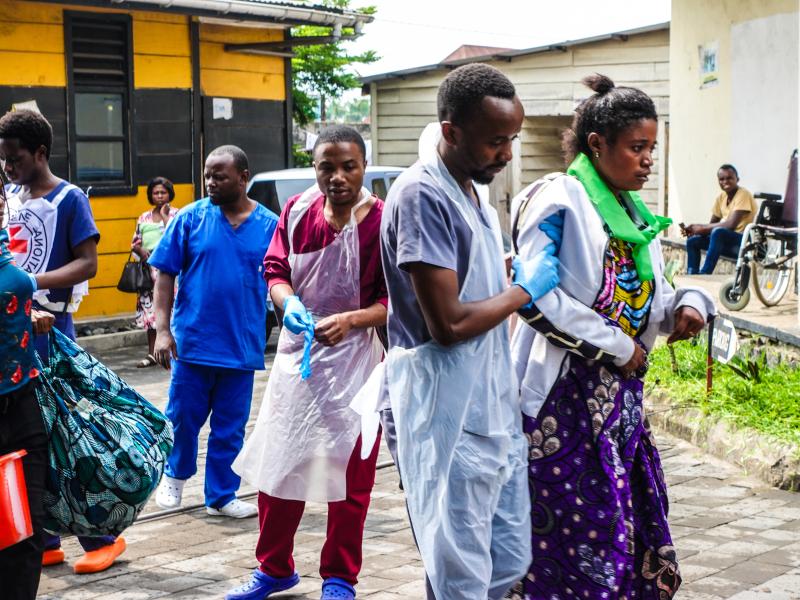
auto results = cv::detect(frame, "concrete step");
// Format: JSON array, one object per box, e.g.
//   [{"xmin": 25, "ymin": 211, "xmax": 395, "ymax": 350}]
[
  {"xmin": 79, "ymin": 329, "xmax": 147, "ymax": 354},
  {"xmin": 73, "ymin": 313, "xmax": 147, "ymax": 353}
]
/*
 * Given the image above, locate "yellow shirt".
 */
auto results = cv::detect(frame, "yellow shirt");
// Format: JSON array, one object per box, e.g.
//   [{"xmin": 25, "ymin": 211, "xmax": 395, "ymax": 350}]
[{"xmin": 711, "ymin": 187, "xmax": 757, "ymax": 233}]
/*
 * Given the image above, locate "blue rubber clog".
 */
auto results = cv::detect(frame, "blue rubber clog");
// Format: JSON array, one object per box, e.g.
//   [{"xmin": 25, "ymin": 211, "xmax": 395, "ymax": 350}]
[
  {"xmin": 320, "ymin": 577, "xmax": 355, "ymax": 600},
  {"xmin": 225, "ymin": 569, "xmax": 300, "ymax": 600}
]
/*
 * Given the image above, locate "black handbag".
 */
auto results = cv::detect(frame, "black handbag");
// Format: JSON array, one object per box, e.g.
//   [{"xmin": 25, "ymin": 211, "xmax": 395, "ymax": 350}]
[{"xmin": 117, "ymin": 253, "xmax": 154, "ymax": 293}]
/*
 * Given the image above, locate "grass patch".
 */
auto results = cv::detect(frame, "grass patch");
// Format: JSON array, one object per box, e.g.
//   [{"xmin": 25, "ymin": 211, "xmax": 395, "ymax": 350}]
[{"xmin": 648, "ymin": 339, "xmax": 800, "ymax": 451}]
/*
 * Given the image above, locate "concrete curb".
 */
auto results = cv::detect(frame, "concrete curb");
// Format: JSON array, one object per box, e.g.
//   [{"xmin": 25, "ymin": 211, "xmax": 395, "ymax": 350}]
[
  {"xmin": 79, "ymin": 329, "xmax": 147, "ymax": 354},
  {"xmin": 647, "ymin": 393, "xmax": 800, "ymax": 491}
]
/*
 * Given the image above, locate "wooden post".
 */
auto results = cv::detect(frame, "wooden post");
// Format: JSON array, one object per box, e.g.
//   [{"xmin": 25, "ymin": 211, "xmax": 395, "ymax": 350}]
[{"xmin": 706, "ymin": 317, "xmax": 715, "ymax": 395}]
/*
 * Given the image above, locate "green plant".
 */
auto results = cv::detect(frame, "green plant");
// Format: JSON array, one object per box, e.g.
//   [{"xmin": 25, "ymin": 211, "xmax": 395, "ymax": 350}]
[
  {"xmin": 291, "ymin": 1, "xmax": 378, "ymax": 125},
  {"xmin": 726, "ymin": 351, "xmax": 766, "ymax": 383},
  {"xmin": 648, "ymin": 339, "xmax": 800, "ymax": 452},
  {"xmin": 292, "ymin": 144, "xmax": 312, "ymax": 167}
]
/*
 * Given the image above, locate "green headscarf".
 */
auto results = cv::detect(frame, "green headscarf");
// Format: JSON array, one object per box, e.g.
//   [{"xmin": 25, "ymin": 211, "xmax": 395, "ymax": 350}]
[{"xmin": 566, "ymin": 152, "xmax": 671, "ymax": 281}]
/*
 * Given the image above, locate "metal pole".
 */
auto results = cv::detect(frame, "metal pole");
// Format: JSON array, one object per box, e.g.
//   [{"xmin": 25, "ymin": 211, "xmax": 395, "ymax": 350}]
[{"xmin": 706, "ymin": 317, "xmax": 715, "ymax": 395}]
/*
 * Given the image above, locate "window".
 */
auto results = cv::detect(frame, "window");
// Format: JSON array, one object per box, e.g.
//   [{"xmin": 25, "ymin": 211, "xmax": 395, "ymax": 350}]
[
  {"xmin": 65, "ymin": 13, "xmax": 134, "ymax": 193},
  {"xmin": 370, "ymin": 177, "xmax": 387, "ymax": 199}
]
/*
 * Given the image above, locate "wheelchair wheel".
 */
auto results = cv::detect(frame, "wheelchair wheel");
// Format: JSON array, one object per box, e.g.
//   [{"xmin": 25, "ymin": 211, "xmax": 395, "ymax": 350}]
[
  {"xmin": 752, "ymin": 239, "xmax": 793, "ymax": 307},
  {"xmin": 720, "ymin": 279, "xmax": 750, "ymax": 311}
]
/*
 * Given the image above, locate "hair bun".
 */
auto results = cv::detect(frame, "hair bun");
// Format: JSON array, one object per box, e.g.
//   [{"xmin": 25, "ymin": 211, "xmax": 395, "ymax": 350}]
[{"xmin": 582, "ymin": 73, "xmax": 615, "ymax": 95}]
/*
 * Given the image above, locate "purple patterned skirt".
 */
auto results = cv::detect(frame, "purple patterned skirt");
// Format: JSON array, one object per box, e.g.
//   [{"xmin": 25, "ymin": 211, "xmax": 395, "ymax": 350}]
[{"xmin": 509, "ymin": 357, "xmax": 681, "ymax": 600}]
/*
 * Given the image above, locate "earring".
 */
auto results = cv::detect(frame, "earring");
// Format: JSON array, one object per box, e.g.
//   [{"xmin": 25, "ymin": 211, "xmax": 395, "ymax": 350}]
[{"xmin": 594, "ymin": 151, "xmax": 600, "ymax": 158}]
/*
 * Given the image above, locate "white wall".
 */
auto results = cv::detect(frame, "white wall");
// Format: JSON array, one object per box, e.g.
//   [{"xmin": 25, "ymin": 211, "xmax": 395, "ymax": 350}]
[{"xmin": 731, "ymin": 13, "xmax": 799, "ymax": 196}]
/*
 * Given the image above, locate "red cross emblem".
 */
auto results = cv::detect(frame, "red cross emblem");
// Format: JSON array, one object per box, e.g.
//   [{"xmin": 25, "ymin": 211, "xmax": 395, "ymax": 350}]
[{"xmin": 8, "ymin": 225, "xmax": 28, "ymax": 254}]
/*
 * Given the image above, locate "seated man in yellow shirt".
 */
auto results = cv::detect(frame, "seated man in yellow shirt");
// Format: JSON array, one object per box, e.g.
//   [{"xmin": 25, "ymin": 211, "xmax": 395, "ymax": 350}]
[{"xmin": 682, "ymin": 164, "xmax": 757, "ymax": 274}]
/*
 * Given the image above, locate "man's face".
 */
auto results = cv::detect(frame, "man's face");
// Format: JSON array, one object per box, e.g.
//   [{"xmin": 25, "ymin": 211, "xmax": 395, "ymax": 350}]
[
  {"xmin": 313, "ymin": 141, "xmax": 366, "ymax": 206},
  {"xmin": 445, "ymin": 95, "xmax": 524, "ymax": 185},
  {"xmin": 717, "ymin": 168, "xmax": 738, "ymax": 194},
  {"xmin": 0, "ymin": 138, "xmax": 42, "ymax": 186},
  {"xmin": 204, "ymin": 153, "xmax": 246, "ymax": 206}
]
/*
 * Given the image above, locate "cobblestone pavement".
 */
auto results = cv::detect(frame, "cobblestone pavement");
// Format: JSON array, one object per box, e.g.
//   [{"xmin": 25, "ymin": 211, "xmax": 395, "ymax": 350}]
[{"xmin": 38, "ymin": 343, "xmax": 800, "ymax": 599}]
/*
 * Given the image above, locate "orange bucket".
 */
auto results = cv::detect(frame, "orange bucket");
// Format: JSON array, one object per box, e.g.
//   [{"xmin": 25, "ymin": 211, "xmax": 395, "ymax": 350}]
[{"xmin": 0, "ymin": 450, "xmax": 33, "ymax": 551}]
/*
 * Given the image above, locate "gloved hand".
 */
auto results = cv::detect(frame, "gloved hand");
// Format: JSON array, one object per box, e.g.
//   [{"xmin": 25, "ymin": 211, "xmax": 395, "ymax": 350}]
[
  {"xmin": 283, "ymin": 295, "xmax": 314, "ymax": 335},
  {"xmin": 539, "ymin": 210, "xmax": 565, "ymax": 254},
  {"xmin": 512, "ymin": 246, "xmax": 560, "ymax": 309}
]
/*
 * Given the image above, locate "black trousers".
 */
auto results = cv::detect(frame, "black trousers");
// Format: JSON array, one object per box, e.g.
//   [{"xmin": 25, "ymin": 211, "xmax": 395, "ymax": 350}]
[{"xmin": 0, "ymin": 382, "xmax": 48, "ymax": 600}]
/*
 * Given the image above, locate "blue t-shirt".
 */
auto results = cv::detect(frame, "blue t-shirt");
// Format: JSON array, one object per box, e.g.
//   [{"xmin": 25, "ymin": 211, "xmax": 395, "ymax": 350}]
[
  {"xmin": 380, "ymin": 160, "xmax": 488, "ymax": 349},
  {"xmin": 5, "ymin": 181, "xmax": 100, "ymax": 304},
  {"xmin": 148, "ymin": 199, "xmax": 278, "ymax": 370},
  {"xmin": 0, "ymin": 230, "xmax": 37, "ymax": 395}
]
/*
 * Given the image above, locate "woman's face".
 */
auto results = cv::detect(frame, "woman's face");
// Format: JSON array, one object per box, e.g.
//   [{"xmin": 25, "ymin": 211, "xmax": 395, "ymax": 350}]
[
  {"xmin": 590, "ymin": 118, "xmax": 658, "ymax": 192},
  {"xmin": 151, "ymin": 184, "xmax": 170, "ymax": 207}
]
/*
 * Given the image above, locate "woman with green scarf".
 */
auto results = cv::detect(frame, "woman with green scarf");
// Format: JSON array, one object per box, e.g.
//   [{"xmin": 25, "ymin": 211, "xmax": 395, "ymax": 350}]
[{"xmin": 507, "ymin": 75, "xmax": 715, "ymax": 600}]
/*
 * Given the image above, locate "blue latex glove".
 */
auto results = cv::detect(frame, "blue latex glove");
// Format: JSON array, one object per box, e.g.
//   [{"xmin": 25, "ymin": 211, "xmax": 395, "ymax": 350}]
[
  {"xmin": 283, "ymin": 295, "xmax": 313, "ymax": 335},
  {"xmin": 539, "ymin": 210, "xmax": 565, "ymax": 254},
  {"xmin": 300, "ymin": 326, "xmax": 314, "ymax": 380},
  {"xmin": 512, "ymin": 246, "xmax": 560, "ymax": 309}
]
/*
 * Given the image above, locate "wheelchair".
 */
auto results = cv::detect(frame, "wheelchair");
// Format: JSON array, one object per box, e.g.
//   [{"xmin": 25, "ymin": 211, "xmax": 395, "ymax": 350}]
[{"xmin": 720, "ymin": 150, "xmax": 798, "ymax": 311}]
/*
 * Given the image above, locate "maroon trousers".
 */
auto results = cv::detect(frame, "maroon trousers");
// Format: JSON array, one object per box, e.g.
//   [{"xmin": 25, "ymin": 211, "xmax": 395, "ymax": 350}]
[{"xmin": 255, "ymin": 433, "xmax": 381, "ymax": 585}]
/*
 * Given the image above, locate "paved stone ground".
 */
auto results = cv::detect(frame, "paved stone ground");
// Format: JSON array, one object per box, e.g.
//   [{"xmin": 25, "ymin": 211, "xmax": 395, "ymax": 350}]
[
  {"xmin": 674, "ymin": 274, "xmax": 799, "ymax": 338},
  {"xmin": 37, "ymin": 342, "xmax": 800, "ymax": 599}
]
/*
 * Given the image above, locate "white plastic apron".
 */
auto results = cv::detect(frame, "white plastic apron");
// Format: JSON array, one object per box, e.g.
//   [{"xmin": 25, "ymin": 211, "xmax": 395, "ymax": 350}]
[
  {"xmin": 234, "ymin": 185, "xmax": 383, "ymax": 503},
  {"xmin": 386, "ymin": 127, "xmax": 531, "ymax": 599},
  {"xmin": 6, "ymin": 183, "xmax": 89, "ymax": 311}
]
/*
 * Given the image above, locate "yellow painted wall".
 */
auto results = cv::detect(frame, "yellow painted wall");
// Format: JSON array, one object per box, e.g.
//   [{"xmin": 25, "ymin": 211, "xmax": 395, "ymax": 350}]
[
  {"xmin": 199, "ymin": 23, "xmax": 285, "ymax": 100},
  {"xmin": 1, "ymin": 2, "xmax": 287, "ymax": 318},
  {"xmin": 0, "ymin": 1, "xmax": 192, "ymax": 88},
  {"xmin": 669, "ymin": 0, "xmax": 798, "ymax": 226},
  {"xmin": 81, "ymin": 183, "xmax": 195, "ymax": 316}
]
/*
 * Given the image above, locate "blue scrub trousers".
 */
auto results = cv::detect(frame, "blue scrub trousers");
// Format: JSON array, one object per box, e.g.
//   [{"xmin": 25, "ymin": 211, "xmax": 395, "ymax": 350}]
[
  {"xmin": 34, "ymin": 311, "xmax": 117, "ymax": 552},
  {"xmin": 165, "ymin": 360, "xmax": 255, "ymax": 509},
  {"xmin": 686, "ymin": 228, "xmax": 743, "ymax": 274}
]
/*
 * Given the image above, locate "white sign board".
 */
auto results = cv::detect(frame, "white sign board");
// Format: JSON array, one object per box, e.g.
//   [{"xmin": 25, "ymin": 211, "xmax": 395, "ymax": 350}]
[
  {"xmin": 212, "ymin": 98, "xmax": 233, "ymax": 120},
  {"xmin": 711, "ymin": 318, "xmax": 738, "ymax": 364}
]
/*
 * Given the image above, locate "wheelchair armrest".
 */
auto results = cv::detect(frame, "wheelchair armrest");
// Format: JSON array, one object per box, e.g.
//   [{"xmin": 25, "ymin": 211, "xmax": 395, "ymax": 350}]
[{"xmin": 755, "ymin": 192, "xmax": 782, "ymax": 201}]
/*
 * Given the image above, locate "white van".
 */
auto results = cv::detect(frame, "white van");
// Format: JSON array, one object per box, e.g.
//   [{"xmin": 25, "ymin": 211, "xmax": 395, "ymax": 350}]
[{"xmin": 248, "ymin": 166, "xmax": 404, "ymax": 217}]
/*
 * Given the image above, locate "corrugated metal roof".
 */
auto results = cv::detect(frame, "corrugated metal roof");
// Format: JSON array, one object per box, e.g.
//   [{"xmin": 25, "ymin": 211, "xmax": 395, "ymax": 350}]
[
  {"xmin": 56, "ymin": 0, "xmax": 373, "ymax": 28},
  {"xmin": 360, "ymin": 21, "xmax": 669, "ymax": 84}
]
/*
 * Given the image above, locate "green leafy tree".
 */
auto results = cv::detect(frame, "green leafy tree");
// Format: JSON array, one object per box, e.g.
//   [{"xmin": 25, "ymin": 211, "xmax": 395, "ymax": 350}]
[
  {"xmin": 292, "ymin": 1, "xmax": 378, "ymax": 125},
  {"xmin": 327, "ymin": 96, "xmax": 370, "ymax": 122}
]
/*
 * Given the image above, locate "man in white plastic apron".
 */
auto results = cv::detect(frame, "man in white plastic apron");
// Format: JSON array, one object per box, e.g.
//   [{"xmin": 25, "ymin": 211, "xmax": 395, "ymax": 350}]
[
  {"xmin": 229, "ymin": 126, "xmax": 386, "ymax": 600},
  {"xmin": 380, "ymin": 64, "xmax": 561, "ymax": 599}
]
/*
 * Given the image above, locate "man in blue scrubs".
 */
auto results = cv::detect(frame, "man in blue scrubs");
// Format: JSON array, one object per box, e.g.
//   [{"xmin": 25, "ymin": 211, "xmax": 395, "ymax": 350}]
[{"xmin": 149, "ymin": 145, "xmax": 278, "ymax": 518}]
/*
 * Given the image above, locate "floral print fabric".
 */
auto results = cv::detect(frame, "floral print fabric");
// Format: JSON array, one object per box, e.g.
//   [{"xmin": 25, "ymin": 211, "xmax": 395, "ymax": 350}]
[
  {"xmin": 0, "ymin": 230, "xmax": 38, "ymax": 395},
  {"xmin": 35, "ymin": 329, "xmax": 174, "ymax": 536},
  {"xmin": 134, "ymin": 209, "xmax": 176, "ymax": 331},
  {"xmin": 509, "ymin": 237, "xmax": 680, "ymax": 600}
]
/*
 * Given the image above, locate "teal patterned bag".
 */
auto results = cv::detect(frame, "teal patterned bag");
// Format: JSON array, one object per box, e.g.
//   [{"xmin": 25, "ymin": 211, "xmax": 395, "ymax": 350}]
[{"xmin": 35, "ymin": 329, "xmax": 173, "ymax": 536}]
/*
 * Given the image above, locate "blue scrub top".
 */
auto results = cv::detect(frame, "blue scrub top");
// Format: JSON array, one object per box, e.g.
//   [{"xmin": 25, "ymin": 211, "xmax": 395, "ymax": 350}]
[{"xmin": 148, "ymin": 199, "xmax": 278, "ymax": 371}]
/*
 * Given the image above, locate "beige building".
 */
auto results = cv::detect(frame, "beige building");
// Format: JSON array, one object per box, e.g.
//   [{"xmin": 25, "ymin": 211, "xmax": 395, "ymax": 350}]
[
  {"xmin": 669, "ymin": 0, "xmax": 799, "ymax": 228},
  {"xmin": 362, "ymin": 24, "xmax": 670, "ymax": 229}
]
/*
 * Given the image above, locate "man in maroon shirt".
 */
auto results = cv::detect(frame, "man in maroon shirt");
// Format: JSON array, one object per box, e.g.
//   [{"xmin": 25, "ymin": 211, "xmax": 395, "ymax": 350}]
[{"xmin": 228, "ymin": 126, "xmax": 386, "ymax": 600}]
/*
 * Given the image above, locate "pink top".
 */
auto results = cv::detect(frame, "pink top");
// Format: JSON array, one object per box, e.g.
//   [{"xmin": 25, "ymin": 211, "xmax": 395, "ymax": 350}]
[{"xmin": 264, "ymin": 192, "xmax": 388, "ymax": 309}]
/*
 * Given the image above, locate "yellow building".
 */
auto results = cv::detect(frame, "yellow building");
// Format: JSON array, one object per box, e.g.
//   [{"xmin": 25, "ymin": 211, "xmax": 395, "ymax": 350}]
[
  {"xmin": 0, "ymin": 0, "xmax": 371, "ymax": 317},
  {"xmin": 669, "ymin": 0, "xmax": 799, "ymax": 227}
]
